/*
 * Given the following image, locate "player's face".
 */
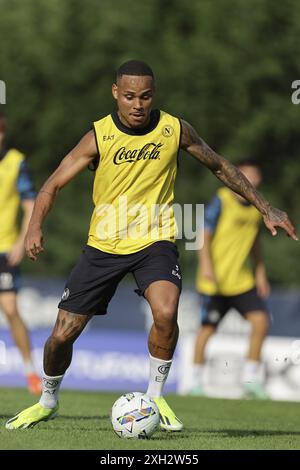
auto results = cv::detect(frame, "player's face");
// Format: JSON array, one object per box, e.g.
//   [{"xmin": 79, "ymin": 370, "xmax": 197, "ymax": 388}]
[
  {"xmin": 239, "ymin": 165, "xmax": 262, "ymax": 188},
  {"xmin": 112, "ymin": 75, "xmax": 155, "ymax": 128}
]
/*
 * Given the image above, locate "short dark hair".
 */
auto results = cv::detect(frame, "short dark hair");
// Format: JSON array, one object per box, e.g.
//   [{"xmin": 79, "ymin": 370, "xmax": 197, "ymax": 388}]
[
  {"xmin": 0, "ymin": 111, "xmax": 6, "ymax": 121},
  {"xmin": 116, "ymin": 60, "xmax": 154, "ymax": 81},
  {"xmin": 236, "ymin": 157, "xmax": 262, "ymax": 171}
]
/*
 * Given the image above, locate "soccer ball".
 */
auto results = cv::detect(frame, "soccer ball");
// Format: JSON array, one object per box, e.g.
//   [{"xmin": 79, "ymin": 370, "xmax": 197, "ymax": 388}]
[{"xmin": 111, "ymin": 392, "xmax": 160, "ymax": 439}]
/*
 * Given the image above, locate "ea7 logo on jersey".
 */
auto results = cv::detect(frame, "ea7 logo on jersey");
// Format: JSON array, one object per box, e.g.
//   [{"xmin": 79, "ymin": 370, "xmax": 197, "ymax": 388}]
[{"xmin": 103, "ymin": 135, "xmax": 115, "ymax": 141}]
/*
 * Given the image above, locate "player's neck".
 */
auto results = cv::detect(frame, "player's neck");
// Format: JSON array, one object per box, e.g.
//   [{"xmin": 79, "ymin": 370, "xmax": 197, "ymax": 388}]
[{"xmin": 117, "ymin": 111, "xmax": 151, "ymax": 130}]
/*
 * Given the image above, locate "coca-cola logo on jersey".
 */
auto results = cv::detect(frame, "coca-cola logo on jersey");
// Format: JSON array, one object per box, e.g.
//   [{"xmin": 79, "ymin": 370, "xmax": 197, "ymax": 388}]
[{"xmin": 113, "ymin": 143, "xmax": 163, "ymax": 165}]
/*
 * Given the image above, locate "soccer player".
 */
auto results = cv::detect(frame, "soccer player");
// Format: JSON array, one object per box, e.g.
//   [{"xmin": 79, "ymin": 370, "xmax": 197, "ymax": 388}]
[
  {"xmin": 190, "ymin": 159, "xmax": 272, "ymax": 399},
  {"xmin": 6, "ymin": 60, "xmax": 297, "ymax": 431},
  {"xmin": 0, "ymin": 112, "xmax": 41, "ymax": 394}
]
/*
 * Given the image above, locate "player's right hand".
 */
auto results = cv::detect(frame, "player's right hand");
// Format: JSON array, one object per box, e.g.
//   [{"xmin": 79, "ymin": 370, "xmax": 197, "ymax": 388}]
[
  {"xmin": 24, "ymin": 224, "xmax": 44, "ymax": 261},
  {"xmin": 263, "ymin": 206, "xmax": 298, "ymax": 241}
]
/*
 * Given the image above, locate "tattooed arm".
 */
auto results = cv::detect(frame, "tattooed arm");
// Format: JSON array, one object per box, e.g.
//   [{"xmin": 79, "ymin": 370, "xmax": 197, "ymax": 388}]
[{"xmin": 180, "ymin": 119, "xmax": 298, "ymax": 240}]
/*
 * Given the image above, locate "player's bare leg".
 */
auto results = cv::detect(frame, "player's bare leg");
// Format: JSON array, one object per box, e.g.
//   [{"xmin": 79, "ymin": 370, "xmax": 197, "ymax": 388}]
[
  {"xmin": 146, "ymin": 280, "xmax": 179, "ymax": 361},
  {"xmin": 0, "ymin": 292, "xmax": 32, "ymax": 362},
  {"xmin": 38, "ymin": 308, "xmax": 93, "ymax": 407},
  {"xmin": 193, "ymin": 324, "xmax": 216, "ymax": 364},
  {"xmin": 43, "ymin": 308, "xmax": 92, "ymax": 376},
  {"xmin": 190, "ymin": 324, "xmax": 216, "ymax": 395},
  {"xmin": 144, "ymin": 280, "xmax": 183, "ymax": 431},
  {"xmin": 0, "ymin": 292, "xmax": 41, "ymax": 393},
  {"xmin": 242, "ymin": 310, "xmax": 270, "ymax": 399},
  {"xmin": 6, "ymin": 309, "xmax": 92, "ymax": 429},
  {"xmin": 245, "ymin": 310, "xmax": 269, "ymax": 360}
]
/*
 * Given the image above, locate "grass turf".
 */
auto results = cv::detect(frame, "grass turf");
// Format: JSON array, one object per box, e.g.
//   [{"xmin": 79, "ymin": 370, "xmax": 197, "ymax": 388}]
[{"xmin": 1, "ymin": 387, "xmax": 300, "ymax": 450}]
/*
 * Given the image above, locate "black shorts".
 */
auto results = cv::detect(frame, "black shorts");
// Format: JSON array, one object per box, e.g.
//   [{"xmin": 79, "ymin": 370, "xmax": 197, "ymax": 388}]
[
  {"xmin": 200, "ymin": 288, "xmax": 268, "ymax": 327},
  {"xmin": 0, "ymin": 254, "xmax": 21, "ymax": 293},
  {"xmin": 58, "ymin": 241, "xmax": 182, "ymax": 315}
]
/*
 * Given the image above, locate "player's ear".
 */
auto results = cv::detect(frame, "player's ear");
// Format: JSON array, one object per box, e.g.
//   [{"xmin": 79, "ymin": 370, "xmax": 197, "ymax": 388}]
[{"xmin": 112, "ymin": 83, "xmax": 118, "ymax": 100}]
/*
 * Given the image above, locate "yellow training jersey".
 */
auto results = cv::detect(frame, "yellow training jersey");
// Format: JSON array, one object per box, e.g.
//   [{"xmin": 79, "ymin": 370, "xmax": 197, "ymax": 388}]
[
  {"xmin": 88, "ymin": 110, "xmax": 181, "ymax": 254},
  {"xmin": 196, "ymin": 187, "xmax": 261, "ymax": 296},
  {"xmin": 0, "ymin": 149, "xmax": 26, "ymax": 252}
]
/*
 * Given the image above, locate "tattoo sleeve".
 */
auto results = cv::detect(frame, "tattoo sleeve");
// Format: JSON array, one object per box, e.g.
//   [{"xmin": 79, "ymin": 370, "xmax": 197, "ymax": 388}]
[{"xmin": 180, "ymin": 119, "xmax": 271, "ymax": 216}]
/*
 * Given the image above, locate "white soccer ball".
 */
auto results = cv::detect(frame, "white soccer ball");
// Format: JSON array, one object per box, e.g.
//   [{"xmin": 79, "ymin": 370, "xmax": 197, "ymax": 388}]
[{"xmin": 111, "ymin": 392, "xmax": 160, "ymax": 439}]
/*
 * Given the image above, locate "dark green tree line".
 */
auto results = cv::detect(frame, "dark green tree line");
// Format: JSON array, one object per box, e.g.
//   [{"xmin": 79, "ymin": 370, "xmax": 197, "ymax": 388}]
[{"xmin": 0, "ymin": 0, "xmax": 299, "ymax": 284}]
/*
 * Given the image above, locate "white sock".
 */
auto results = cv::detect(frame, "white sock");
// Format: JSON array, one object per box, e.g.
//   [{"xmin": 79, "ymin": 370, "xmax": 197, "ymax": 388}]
[
  {"xmin": 192, "ymin": 364, "xmax": 205, "ymax": 388},
  {"xmin": 146, "ymin": 354, "xmax": 172, "ymax": 398},
  {"xmin": 242, "ymin": 360, "xmax": 260, "ymax": 383},
  {"xmin": 39, "ymin": 373, "xmax": 64, "ymax": 409},
  {"xmin": 24, "ymin": 359, "xmax": 35, "ymax": 375}
]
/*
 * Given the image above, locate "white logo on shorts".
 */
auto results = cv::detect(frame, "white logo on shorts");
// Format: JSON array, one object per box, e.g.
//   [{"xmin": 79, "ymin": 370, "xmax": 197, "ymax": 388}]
[
  {"xmin": 0, "ymin": 273, "xmax": 13, "ymax": 290},
  {"xmin": 208, "ymin": 310, "xmax": 221, "ymax": 322},
  {"xmin": 61, "ymin": 288, "xmax": 70, "ymax": 301},
  {"xmin": 172, "ymin": 265, "xmax": 181, "ymax": 280}
]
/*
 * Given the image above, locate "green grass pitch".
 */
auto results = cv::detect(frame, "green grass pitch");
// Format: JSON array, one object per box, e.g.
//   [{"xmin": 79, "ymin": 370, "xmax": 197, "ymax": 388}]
[{"xmin": 1, "ymin": 387, "xmax": 300, "ymax": 450}]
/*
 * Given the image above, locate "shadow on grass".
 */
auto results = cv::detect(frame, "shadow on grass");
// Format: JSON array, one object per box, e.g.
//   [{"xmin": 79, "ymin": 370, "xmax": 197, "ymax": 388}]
[
  {"xmin": 2, "ymin": 413, "xmax": 300, "ymax": 439},
  {"xmin": 188, "ymin": 428, "xmax": 300, "ymax": 438},
  {"xmin": 0, "ymin": 414, "xmax": 109, "ymax": 421}
]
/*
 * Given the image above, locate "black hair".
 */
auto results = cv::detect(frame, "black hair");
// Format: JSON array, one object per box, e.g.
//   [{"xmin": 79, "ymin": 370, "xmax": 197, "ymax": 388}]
[
  {"xmin": 236, "ymin": 157, "xmax": 262, "ymax": 171},
  {"xmin": 116, "ymin": 60, "xmax": 154, "ymax": 81}
]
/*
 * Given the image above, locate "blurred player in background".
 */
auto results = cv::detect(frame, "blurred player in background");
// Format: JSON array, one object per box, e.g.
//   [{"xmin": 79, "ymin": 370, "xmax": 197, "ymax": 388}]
[
  {"xmin": 5, "ymin": 61, "xmax": 297, "ymax": 430},
  {"xmin": 0, "ymin": 112, "xmax": 41, "ymax": 394},
  {"xmin": 191, "ymin": 159, "xmax": 271, "ymax": 399}
]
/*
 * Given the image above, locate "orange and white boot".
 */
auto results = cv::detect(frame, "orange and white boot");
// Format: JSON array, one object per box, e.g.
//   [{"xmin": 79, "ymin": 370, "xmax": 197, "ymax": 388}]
[{"xmin": 27, "ymin": 373, "xmax": 42, "ymax": 395}]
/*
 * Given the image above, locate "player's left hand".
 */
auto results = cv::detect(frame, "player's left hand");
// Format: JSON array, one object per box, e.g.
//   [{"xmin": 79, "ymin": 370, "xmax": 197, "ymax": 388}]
[
  {"xmin": 263, "ymin": 206, "xmax": 298, "ymax": 241},
  {"xmin": 7, "ymin": 241, "xmax": 25, "ymax": 266}
]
